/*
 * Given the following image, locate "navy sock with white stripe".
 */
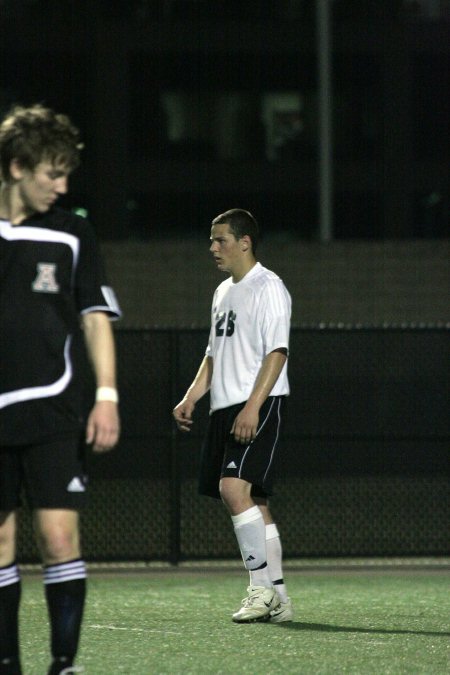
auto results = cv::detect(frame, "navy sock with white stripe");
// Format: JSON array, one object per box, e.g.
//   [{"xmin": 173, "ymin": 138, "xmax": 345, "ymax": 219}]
[
  {"xmin": 0, "ymin": 563, "xmax": 22, "ymax": 674},
  {"xmin": 44, "ymin": 559, "xmax": 86, "ymax": 672}
]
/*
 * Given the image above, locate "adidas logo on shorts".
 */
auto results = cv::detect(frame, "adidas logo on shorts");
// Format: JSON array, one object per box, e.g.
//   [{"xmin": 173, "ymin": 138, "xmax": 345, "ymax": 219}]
[
  {"xmin": 66, "ymin": 477, "xmax": 86, "ymax": 493},
  {"xmin": 226, "ymin": 461, "xmax": 237, "ymax": 469}
]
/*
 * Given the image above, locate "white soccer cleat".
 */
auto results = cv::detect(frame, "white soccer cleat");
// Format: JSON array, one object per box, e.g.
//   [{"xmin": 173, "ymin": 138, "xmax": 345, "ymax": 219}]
[
  {"xmin": 232, "ymin": 585, "xmax": 280, "ymax": 623},
  {"xmin": 269, "ymin": 597, "xmax": 294, "ymax": 623}
]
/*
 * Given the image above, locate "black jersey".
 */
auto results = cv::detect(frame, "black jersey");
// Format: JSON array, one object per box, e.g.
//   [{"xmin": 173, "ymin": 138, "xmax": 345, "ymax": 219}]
[{"xmin": 0, "ymin": 208, "xmax": 121, "ymax": 445}]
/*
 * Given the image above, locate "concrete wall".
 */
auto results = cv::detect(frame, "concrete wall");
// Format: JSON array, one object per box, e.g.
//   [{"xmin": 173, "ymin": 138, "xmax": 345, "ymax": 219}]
[{"xmin": 102, "ymin": 238, "xmax": 450, "ymax": 328}]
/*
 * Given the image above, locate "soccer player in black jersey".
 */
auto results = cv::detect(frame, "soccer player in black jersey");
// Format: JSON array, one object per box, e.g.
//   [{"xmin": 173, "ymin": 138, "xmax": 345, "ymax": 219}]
[{"xmin": 0, "ymin": 105, "xmax": 121, "ymax": 675}]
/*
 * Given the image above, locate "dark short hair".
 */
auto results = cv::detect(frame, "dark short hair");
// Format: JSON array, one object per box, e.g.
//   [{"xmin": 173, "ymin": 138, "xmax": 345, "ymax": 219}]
[
  {"xmin": 0, "ymin": 103, "xmax": 82, "ymax": 181},
  {"xmin": 212, "ymin": 208, "xmax": 259, "ymax": 253}
]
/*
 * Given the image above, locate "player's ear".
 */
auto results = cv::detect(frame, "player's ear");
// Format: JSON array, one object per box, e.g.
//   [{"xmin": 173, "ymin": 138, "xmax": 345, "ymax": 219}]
[
  {"xmin": 9, "ymin": 159, "xmax": 25, "ymax": 181},
  {"xmin": 240, "ymin": 235, "xmax": 251, "ymax": 252}
]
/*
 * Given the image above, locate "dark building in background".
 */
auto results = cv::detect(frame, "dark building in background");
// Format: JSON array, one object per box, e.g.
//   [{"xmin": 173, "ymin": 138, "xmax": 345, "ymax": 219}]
[{"xmin": 0, "ymin": 0, "xmax": 448, "ymax": 239}]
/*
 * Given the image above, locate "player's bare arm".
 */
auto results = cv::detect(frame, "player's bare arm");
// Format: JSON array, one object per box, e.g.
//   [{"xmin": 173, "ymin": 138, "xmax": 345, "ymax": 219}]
[
  {"xmin": 173, "ymin": 355, "xmax": 213, "ymax": 431},
  {"xmin": 231, "ymin": 348, "xmax": 287, "ymax": 444},
  {"xmin": 82, "ymin": 311, "xmax": 120, "ymax": 452}
]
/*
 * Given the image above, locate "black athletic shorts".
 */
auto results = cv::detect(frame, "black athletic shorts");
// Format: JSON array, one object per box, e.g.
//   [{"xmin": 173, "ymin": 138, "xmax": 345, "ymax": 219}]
[
  {"xmin": 199, "ymin": 396, "xmax": 286, "ymax": 500},
  {"xmin": 0, "ymin": 434, "xmax": 88, "ymax": 511}
]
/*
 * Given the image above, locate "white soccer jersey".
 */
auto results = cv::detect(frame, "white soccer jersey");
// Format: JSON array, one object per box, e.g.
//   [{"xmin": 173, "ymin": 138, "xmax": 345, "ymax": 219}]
[{"xmin": 206, "ymin": 262, "xmax": 291, "ymax": 412}]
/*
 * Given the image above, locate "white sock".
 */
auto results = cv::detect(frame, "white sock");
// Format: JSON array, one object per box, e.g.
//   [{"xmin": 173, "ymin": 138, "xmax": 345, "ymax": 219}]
[
  {"xmin": 231, "ymin": 506, "xmax": 272, "ymax": 589},
  {"xmin": 266, "ymin": 523, "xmax": 288, "ymax": 602}
]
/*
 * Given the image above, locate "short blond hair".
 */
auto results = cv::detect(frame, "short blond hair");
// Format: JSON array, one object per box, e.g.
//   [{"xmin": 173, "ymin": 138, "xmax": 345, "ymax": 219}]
[{"xmin": 0, "ymin": 104, "xmax": 83, "ymax": 181}]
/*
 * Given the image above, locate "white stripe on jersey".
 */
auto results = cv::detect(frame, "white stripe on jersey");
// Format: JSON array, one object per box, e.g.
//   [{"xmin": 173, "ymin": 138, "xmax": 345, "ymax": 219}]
[
  {"xmin": 0, "ymin": 335, "xmax": 73, "ymax": 410},
  {"xmin": 101, "ymin": 285, "xmax": 121, "ymax": 315},
  {"xmin": 79, "ymin": 285, "xmax": 123, "ymax": 320},
  {"xmin": 0, "ymin": 220, "xmax": 80, "ymax": 285}
]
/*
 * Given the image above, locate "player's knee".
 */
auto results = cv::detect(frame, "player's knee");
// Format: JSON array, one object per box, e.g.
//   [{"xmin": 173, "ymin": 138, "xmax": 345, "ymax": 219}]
[
  {"xmin": 36, "ymin": 525, "xmax": 80, "ymax": 564},
  {"xmin": 219, "ymin": 477, "xmax": 235, "ymax": 504},
  {"xmin": 0, "ymin": 512, "xmax": 17, "ymax": 563},
  {"xmin": 219, "ymin": 478, "xmax": 252, "ymax": 514}
]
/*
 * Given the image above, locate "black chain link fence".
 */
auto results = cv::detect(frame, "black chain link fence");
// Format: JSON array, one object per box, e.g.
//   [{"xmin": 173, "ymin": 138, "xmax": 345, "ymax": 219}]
[{"xmin": 17, "ymin": 326, "xmax": 450, "ymax": 562}]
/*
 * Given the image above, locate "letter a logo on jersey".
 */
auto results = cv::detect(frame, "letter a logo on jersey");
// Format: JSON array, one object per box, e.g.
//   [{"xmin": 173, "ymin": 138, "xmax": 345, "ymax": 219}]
[{"xmin": 32, "ymin": 263, "xmax": 60, "ymax": 293}]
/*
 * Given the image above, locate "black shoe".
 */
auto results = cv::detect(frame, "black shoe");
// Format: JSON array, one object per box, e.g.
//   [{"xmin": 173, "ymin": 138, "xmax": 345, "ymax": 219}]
[
  {"xmin": 48, "ymin": 658, "xmax": 83, "ymax": 675},
  {"xmin": 0, "ymin": 658, "xmax": 22, "ymax": 675}
]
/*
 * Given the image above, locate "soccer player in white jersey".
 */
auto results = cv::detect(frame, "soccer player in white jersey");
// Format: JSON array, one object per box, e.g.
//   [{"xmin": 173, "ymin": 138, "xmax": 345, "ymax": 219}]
[
  {"xmin": 0, "ymin": 105, "xmax": 121, "ymax": 674},
  {"xmin": 173, "ymin": 208, "xmax": 293, "ymax": 623}
]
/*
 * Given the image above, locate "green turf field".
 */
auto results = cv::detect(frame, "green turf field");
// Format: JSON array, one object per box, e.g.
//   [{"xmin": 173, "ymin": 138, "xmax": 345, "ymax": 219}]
[{"xmin": 19, "ymin": 566, "xmax": 450, "ymax": 674}]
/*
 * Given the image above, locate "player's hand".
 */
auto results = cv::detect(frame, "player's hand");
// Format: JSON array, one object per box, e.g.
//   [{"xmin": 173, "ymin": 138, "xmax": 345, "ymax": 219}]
[
  {"xmin": 86, "ymin": 401, "xmax": 120, "ymax": 453},
  {"xmin": 173, "ymin": 398, "xmax": 195, "ymax": 432},
  {"xmin": 231, "ymin": 407, "xmax": 259, "ymax": 445}
]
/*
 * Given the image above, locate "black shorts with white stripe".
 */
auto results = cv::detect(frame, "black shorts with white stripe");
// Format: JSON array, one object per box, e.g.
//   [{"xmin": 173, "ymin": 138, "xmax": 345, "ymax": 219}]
[{"xmin": 198, "ymin": 396, "xmax": 286, "ymax": 500}]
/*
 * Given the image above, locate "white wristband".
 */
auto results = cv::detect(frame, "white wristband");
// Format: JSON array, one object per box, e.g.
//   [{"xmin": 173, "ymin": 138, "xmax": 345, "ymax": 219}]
[{"xmin": 96, "ymin": 387, "xmax": 119, "ymax": 403}]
